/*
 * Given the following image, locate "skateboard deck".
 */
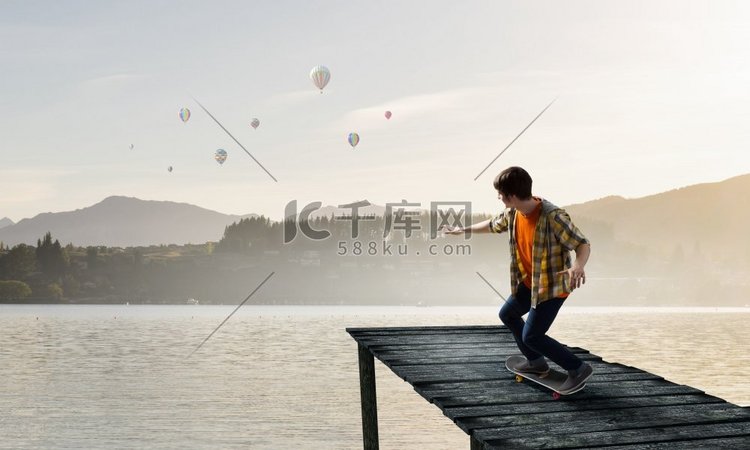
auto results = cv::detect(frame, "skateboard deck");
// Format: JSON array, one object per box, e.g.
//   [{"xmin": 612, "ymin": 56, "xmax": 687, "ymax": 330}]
[{"xmin": 505, "ymin": 355, "xmax": 585, "ymax": 399}]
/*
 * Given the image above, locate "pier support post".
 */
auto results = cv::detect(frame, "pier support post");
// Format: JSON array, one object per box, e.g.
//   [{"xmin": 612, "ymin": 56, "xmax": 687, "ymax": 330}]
[{"xmin": 358, "ymin": 343, "xmax": 379, "ymax": 449}]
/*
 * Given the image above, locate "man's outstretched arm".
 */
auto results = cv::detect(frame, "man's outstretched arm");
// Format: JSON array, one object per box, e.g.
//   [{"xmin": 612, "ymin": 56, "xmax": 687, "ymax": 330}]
[
  {"xmin": 441, "ymin": 218, "xmax": 493, "ymax": 234},
  {"xmin": 442, "ymin": 208, "xmax": 513, "ymax": 235}
]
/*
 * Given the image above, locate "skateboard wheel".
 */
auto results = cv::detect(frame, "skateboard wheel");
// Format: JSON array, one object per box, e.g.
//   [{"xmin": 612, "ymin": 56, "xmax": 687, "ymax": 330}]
[
  {"xmin": 515, "ymin": 375, "xmax": 524, "ymax": 383},
  {"xmin": 552, "ymin": 392, "xmax": 561, "ymax": 400}
]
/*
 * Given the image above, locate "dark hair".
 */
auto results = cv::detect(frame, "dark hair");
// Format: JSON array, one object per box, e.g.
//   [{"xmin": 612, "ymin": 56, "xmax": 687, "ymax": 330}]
[{"xmin": 493, "ymin": 166, "xmax": 532, "ymax": 200}]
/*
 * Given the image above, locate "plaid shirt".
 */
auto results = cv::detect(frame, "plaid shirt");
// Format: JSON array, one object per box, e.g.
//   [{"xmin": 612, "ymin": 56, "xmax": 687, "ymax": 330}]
[{"xmin": 490, "ymin": 198, "xmax": 590, "ymax": 308}]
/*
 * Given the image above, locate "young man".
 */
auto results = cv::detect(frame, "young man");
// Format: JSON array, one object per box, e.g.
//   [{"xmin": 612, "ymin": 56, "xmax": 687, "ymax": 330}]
[{"xmin": 443, "ymin": 166, "xmax": 593, "ymax": 393}]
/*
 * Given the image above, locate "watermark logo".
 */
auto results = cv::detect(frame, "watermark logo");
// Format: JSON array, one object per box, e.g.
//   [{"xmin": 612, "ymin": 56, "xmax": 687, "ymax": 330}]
[
  {"xmin": 383, "ymin": 200, "xmax": 422, "ymax": 238},
  {"xmin": 284, "ymin": 199, "xmax": 475, "ymax": 256},
  {"xmin": 283, "ymin": 200, "xmax": 331, "ymax": 243},
  {"xmin": 334, "ymin": 200, "xmax": 377, "ymax": 239},
  {"xmin": 430, "ymin": 201, "xmax": 472, "ymax": 239}
]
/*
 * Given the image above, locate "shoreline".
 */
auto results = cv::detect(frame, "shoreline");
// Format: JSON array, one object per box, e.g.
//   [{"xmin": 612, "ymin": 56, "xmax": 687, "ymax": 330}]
[{"xmin": 2, "ymin": 303, "xmax": 749, "ymax": 313}]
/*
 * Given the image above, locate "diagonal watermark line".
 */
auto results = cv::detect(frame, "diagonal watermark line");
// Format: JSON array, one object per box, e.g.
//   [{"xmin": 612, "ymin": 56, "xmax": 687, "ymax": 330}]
[
  {"xmin": 190, "ymin": 95, "xmax": 278, "ymax": 182},
  {"xmin": 474, "ymin": 98, "xmax": 557, "ymax": 181},
  {"xmin": 187, "ymin": 271, "xmax": 276, "ymax": 358},
  {"xmin": 476, "ymin": 271, "xmax": 508, "ymax": 303}
]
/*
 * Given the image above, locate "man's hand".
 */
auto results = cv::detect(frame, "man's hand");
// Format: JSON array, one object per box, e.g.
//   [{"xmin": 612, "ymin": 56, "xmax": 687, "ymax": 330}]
[
  {"xmin": 556, "ymin": 264, "xmax": 586, "ymax": 290},
  {"xmin": 440, "ymin": 225, "xmax": 464, "ymax": 235}
]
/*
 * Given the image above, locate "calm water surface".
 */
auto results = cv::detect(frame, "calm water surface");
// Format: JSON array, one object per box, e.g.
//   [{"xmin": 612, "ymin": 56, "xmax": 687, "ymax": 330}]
[{"xmin": 1, "ymin": 305, "xmax": 748, "ymax": 449}]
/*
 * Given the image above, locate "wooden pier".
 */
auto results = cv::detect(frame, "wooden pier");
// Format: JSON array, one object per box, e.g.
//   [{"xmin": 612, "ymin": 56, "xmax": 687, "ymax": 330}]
[{"xmin": 347, "ymin": 325, "xmax": 750, "ymax": 449}]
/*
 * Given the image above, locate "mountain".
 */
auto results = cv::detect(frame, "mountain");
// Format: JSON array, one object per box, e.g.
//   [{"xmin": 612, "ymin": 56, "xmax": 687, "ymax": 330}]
[
  {"xmin": 0, "ymin": 196, "xmax": 258, "ymax": 247},
  {"xmin": 563, "ymin": 173, "xmax": 750, "ymax": 259},
  {"xmin": 0, "ymin": 217, "xmax": 14, "ymax": 230},
  {"xmin": 2, "ymin": 173, "xmax": 748, "ymax": 252}
]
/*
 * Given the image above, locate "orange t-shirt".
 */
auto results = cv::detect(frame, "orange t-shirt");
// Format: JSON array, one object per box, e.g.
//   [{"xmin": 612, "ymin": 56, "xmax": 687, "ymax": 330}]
[{"xmin": 515, "ymin": 198, "xmax": 569, "ymax": 298}]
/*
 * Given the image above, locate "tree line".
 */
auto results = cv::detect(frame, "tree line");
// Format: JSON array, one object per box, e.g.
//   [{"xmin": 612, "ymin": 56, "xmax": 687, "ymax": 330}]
[
  {"xmin": 0, "ymin": 213, "xmax": 498, "ymax": 303},
  {"xmin": 2, "ymin": 212, "xmax": 706, "ymax": 305}
]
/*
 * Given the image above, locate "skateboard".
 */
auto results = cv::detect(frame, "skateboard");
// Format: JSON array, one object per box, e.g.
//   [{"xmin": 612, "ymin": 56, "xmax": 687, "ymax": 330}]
[{"xmin": 505, "ymin": 355, "xmax": 586, "ymax": 400}]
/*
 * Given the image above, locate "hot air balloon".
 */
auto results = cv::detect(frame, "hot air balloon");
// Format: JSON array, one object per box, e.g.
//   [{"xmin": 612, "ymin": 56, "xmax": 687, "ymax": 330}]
[
  {"xmin": 385, "ymin": 111, "xmax": 392, "ymax": 120},
  {"xmin": 215, "ymin": 149, "xmax": 228, "ymax": 165},
  {"xmin": 179, "ymin": 108, "xmax": 191, "ymax": 123},
  {"xmin": 348, "ymin": 132, "xmax": 360, "ymax": 148},
  {"xmin": 251, "ymin": 118, "xmax": 260, "ymax": 129},
  {"xmin": 129, "ymin": 143, "xmax": 134, "ymax": 150},
  {"xmin": 168, "ymin": 166, "xmax": 173, "ymax": 172},
  {"xmin": 309, "ymin": 65, "xmax": 330, "ymax": 93}
]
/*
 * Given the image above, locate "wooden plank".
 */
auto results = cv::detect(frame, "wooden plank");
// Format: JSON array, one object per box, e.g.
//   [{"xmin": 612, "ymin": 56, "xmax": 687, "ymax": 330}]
[
  {"xmin": 383, "ymin": 352, "xmax": 600, "ymax": 367},
  {"xmin": 391, "ymin": 360, "xmax": 641, "ymax": 384},
  {"xmin": 356, "ymin": 329, "xmax": 510, "ymax": 338},
  {"xmin": 445, "ymin": 394, "xmax": 726, "ymax": 421},
  {"xmin": 354, "ymin": 333, "xmax": 512, "ymax": 342},
  {"xmin": 347, "ymin": 325, "xmax": 504, "ymax": 333},
  {"xmin": 469, "ymin": 435, "xmax": 484, "ymax": 450},
  {"xmin": 483, "ymin": 421, "xmax": 750, "ymax": 449},
  {"xmin": 367, "ymin": 342, "xmax": 533, "ymax": 352},
  {"xmin": 456, "ymin": 400, "xmax": 740, "ymax": 433},
  {"xmin": 472, "ymin": 403, "xmax": 750, "ymax": 442},
  {"xmin": 415, "ymin": 372, "xmax": 664, "ymax": 399},
  {"xmin": 433, "ymin": 381, "xmax": 702, "ymax": 409},
  {"xmin": 439, "ymin": 389, "xmax": 704, "ymax": 414},
  {"xmin": 603, "ymin": 435, "xmax": 750, "ymax": 449},
  {"xmin": 373, "ymin": 344, "xmax": 547, "ymax": 354},
  {"xmin": 419, "ymin": 371, "xmax": 663, "ymax": 393},
  {"xmin": 372, "ymin": 345, "xmax": 590, "ymax": 358},
  {"xmin": 385, "ymin": 355, "xmax": 588, "ymax": 367},
  {"xmin": 349, "ymin": 329, "xmax": 510, "ymax": 337},
  {"xmin": 357, "ymin": 343, "xmax": 379, "ymax": 450},
  {"xmin": 372, "ymin": 345, "xmax": 589, "ymax": 358},
  {"xmin": 394, "ymin": 353, "xmax": 624, "ymax": 370},
  {"xmin": 356, "ymin": 335, "xmax": 515, "ymax": 346}
]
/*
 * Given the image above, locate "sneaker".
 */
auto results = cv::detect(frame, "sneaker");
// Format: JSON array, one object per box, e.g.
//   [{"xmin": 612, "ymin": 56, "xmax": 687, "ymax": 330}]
[
  {"xmin": 514, "ymin": 357, "xmax": 550, "ymax": 377},
  {"xmin": 559, "ymin": 362, "xmax": 593, "ymax": 394}
]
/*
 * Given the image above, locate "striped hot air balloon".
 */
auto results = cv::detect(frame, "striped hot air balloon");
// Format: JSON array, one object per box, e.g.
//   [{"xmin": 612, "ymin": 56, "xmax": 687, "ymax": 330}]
[
  {"xmin": 250, "ymin": 118, "xmax": 260, "ymax": 129},
  {"xmin": 179, "ymin": 108, "xmax": 191, "ymax": 123},
  {"xmin": 348, "ymin": 132, "xmax": 359, "ymax": 148},
  {"xmin": 215, "ymin": 149, "xmax": 228, "ymax": 165},
  {"xmin": 309, "ymin": 65, "xmax": 330, "ymax": 93}
]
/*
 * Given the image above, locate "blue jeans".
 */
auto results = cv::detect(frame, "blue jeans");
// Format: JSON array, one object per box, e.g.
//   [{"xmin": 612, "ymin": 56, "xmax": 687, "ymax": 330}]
[{"xmin": 498, "ymin": 282, "xmax": 582, "ymax": 371}]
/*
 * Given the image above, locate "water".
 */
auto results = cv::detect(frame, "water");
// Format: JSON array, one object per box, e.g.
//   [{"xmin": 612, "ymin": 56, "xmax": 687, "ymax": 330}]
[{"xmin": 1, "ymin": 305, "xmax": 748, "ymax": 449}]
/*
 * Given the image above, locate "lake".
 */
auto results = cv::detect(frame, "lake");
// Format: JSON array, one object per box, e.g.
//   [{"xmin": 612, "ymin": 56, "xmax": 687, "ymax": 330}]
[{"xmin": 1, "ymin": 305, "xmax": 748, "ymax": 449}]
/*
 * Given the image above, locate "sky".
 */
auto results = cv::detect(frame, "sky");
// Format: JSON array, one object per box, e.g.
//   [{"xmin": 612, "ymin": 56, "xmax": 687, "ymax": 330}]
[{"xmin": 2, "ymin": 0, "xmax": 750, "ymax": 222}]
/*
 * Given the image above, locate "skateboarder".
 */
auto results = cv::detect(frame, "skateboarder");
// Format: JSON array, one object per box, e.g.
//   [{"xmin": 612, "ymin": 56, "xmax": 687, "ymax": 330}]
[{"xmin": 443, "ymin": 166, "xmax": 593, "ymax": 393}]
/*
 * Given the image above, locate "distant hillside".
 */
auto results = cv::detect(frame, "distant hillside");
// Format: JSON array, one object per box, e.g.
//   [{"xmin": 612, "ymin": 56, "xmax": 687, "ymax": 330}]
[
  {"xmin": 563, "ymin": 174, "xmax": 750, "ymax": 260},
  {"xmin": 2, "ymin": 173, "xmax": 749, "ymax": 255},
  {"xmin": 0, "ymin": 196, "xmax": 258, "ymax": 247},
  {"xmin": 285, "ymin": 200, "xmax": 388, "ymax": 219}
]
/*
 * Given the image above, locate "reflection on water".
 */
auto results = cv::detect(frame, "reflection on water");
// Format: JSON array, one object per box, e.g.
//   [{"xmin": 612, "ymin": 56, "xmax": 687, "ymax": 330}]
[{"xmin": 1, "ymin": 305, "xmax": 748, "ymax": 449}]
